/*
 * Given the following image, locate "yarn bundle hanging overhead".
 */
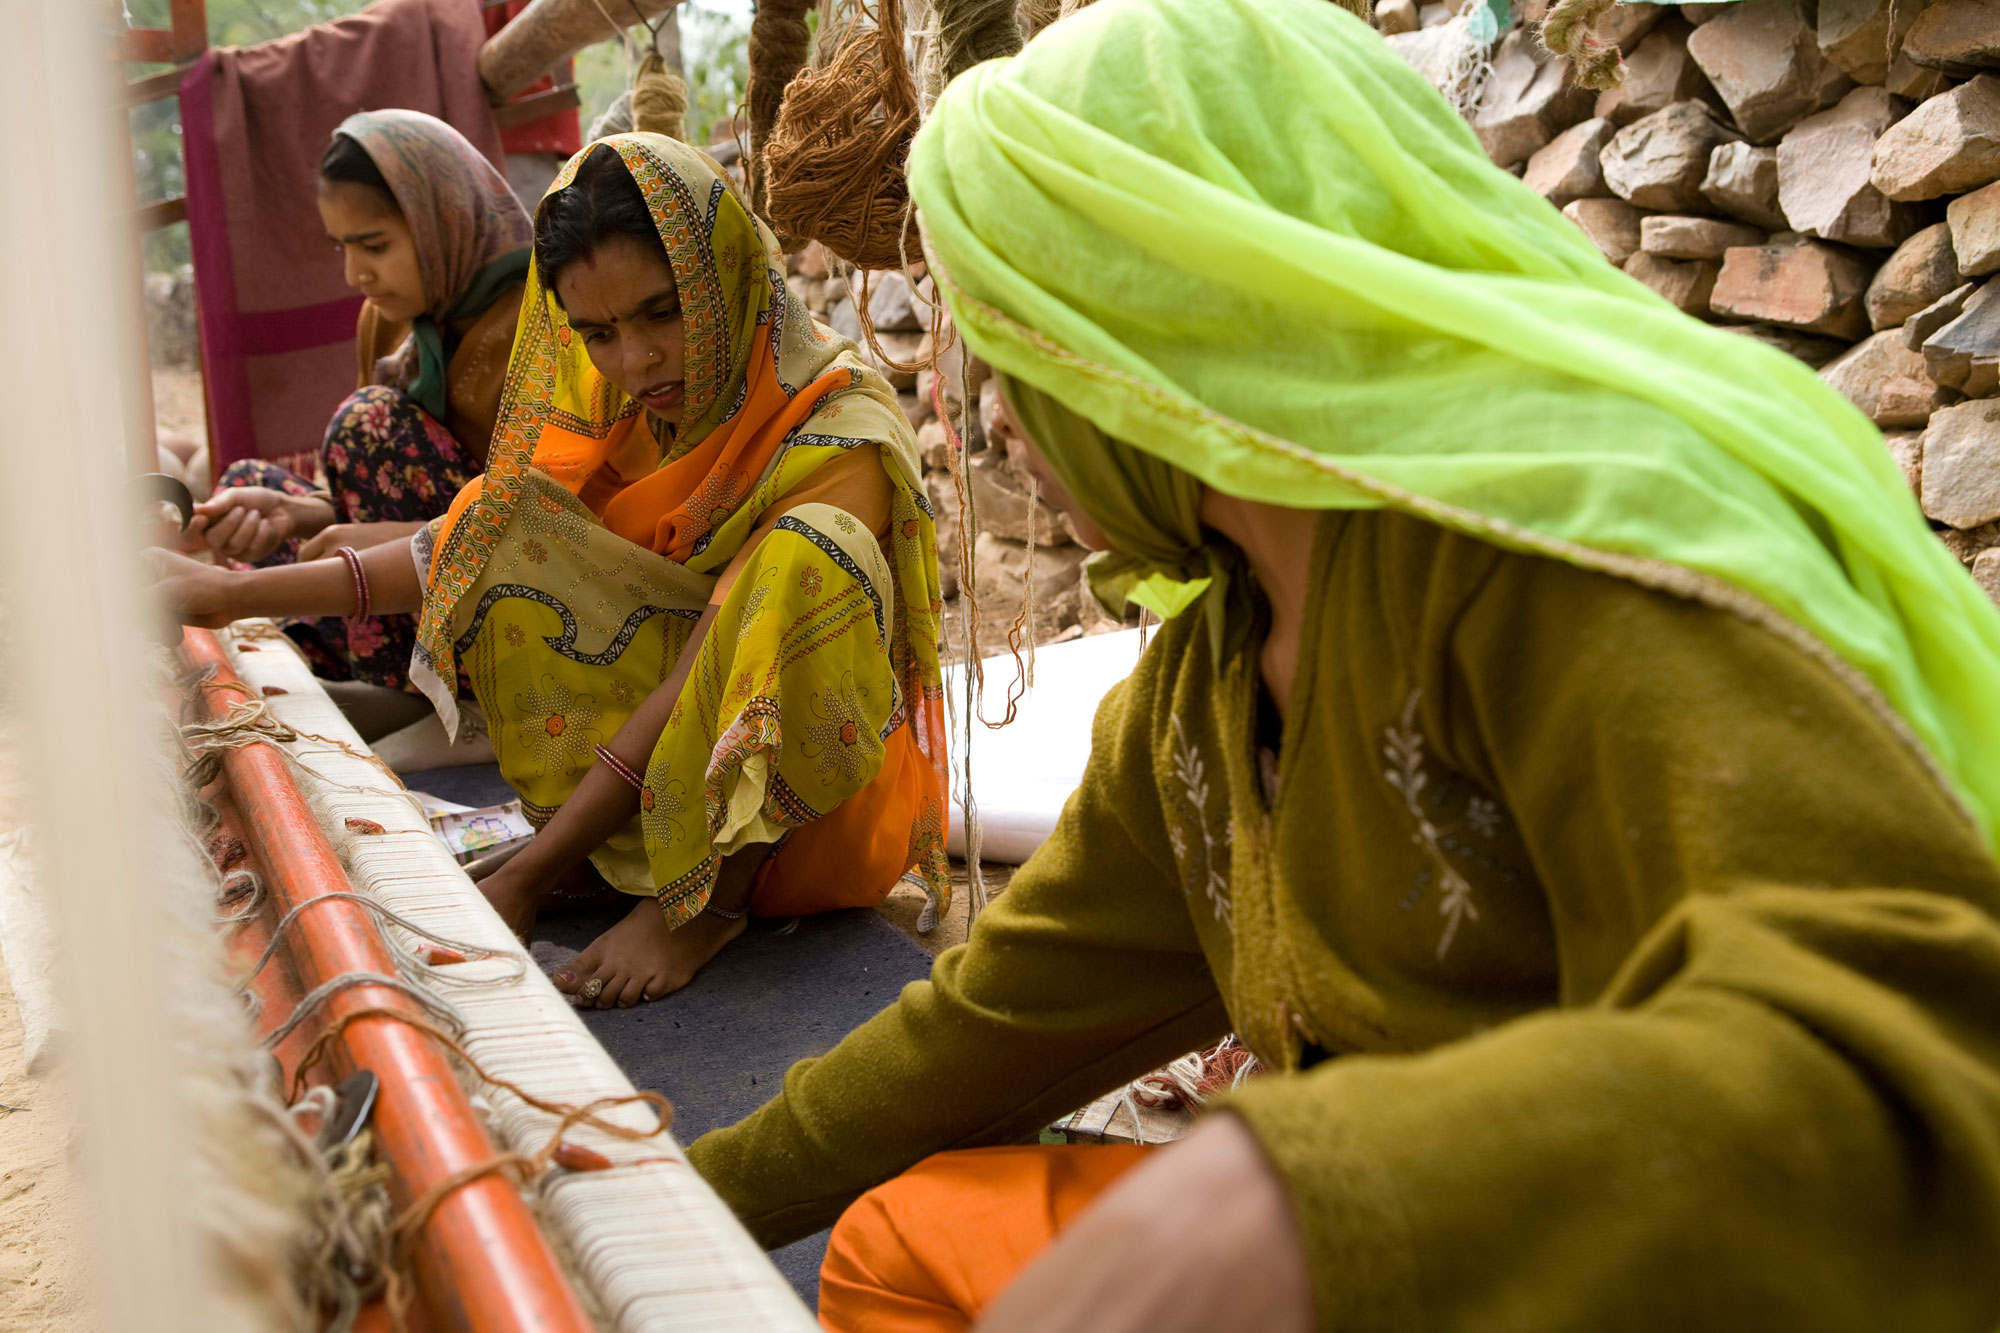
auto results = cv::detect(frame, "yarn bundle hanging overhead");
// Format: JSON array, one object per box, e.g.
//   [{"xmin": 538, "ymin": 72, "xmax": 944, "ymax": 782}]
[
  {"xmin": 631, "ymin": 49, "xmax": 690, "ymax": 139},
  {"xmin": 746, "ymin": 0, "xmax": 816, "ymax": 221},
  {"xmin": 762, "ymin": 0, "xmax": 924, "ymax": 270}
]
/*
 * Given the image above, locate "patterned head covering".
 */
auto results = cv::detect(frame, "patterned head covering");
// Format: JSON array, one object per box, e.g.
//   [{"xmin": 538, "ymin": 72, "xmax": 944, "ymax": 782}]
[
  {"xmin": 413, "ymin": 133, "xmax": 942, "ymax": 744},
  {"xmin": 331, "ymin": 109, "xmax": 534, "ymax": 417}
]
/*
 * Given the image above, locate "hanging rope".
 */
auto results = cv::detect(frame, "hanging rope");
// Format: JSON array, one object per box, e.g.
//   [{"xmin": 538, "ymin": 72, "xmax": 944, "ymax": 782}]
[
  {"xmin": 1016, "ymin": 0, "xmax": 1060, "ymax": 40},
  {"xmin": 747, "ymin": 0, "xmax": 818, "ymax": 217},
  {"xmin": 763, "ymin": 0, "xmax": 922, "ymax": 270},
  {"xmin": 933, "ymin": 0, "xmax": 1022, "ymax": 81},
  {"xmin": 1539, "ymin": 0, "xmax": 1626, "ymax": 91}
]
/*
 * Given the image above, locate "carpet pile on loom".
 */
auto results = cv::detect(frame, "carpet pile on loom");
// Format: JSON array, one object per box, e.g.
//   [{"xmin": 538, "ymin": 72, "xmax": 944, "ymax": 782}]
[{"xmin": 406, "ymin": 764, "xmax": 935, "ymax": 1307}]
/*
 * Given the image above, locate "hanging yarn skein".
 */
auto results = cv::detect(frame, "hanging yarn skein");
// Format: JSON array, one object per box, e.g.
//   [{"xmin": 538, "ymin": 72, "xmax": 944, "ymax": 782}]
[
  {"xmin": 763, "ymin": 0, "xmax": 923, "ymax": 271},
  {"xmin": 747, "ymin": 0, "xmax": 817, "ymax": 219},
  {"xmin": 631, "ymin": 48, "xmax": 689, "ymax": 139},
  {"xmin": 933, "ymin": 0, "xmax": 1023, "ymax": 81}
]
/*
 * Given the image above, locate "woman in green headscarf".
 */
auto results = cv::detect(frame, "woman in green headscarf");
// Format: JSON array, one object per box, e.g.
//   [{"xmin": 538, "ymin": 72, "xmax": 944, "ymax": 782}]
[{"xmin": 686, "ymin": 0, "xmax": 2000, "ymax": 1328}]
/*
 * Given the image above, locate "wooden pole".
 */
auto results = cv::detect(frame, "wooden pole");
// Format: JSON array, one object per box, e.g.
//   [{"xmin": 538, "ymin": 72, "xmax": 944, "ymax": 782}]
[{"xmin": 479, "ymin": 0, "xmax": 684, "ymax": 102}]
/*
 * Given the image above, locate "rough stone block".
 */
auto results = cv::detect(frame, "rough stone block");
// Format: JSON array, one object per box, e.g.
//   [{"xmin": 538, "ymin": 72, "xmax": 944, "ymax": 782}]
[
  {"xmin": 1702, "ymin": 142, "xmax": 1789, "ymax": 228},
  {"xmin": 1973, "ymin": 546, "xmax": 2000, "ymax": 601},
  {"xmin": 1687, "ymin": 0, "xmax": 1856, "ymax": 143},
  {"xmin": 794, "ymin": 241, "xmax": 830, "ymax": 281},
  {"xmin": 1710, "ymin": 237, "xmax": 1877, "ymax": 337},
  {"xmin": 1642, "ymin": 213, "xmax": 1766, "ymax": 258},
  {"xmin": 1595, "ymin": 1, "xmax": 1665, "ymax": 50},
  {"xmin": 1721, "ymin": 320, "xmax": 1851, "ymax": 364},
  {"xmin": 1682, "ymin": 2, "xmax": 1727, "ymax": 24},
  {"xmin": 969, "ymin": 449, "xmax": 1069, "ymax": 547},
  {"xmin": 1870, "ymin": 74, "xmax": 2000, "ymax": 201},
  {"xmin": 1868, "ymin": 223, "xmax": 1968, "ymax": 329},
  {"xmin": 1901, "ymin": 0, "xmax": 2000, "ymax": 77},
  {"xmin": 972, "ymin": 530, "xmax": 1089, "ymax": 645},
  {"xmin": 1603, "ymin": 101, "xmax": 1739, "ymax": 211},
  {"xmin": 1886, "ymin": 53, "xmax": 1953, "ymax": 99},
  {"xmin": 1817, "ymin": 0, "xmax": 1920, "ymax": 84},
  {"xmin": 857, "ymin": 327, "xmax": 924, "ymax": 390},
  {"xmin": 1884, "ymin": 428, "xmax": 1924, "ymax": 493},
  {"xmin": 1921, "ymin": 397, "xmax": 2000, "ymax": 526},
  {"xmin": 1563, "ymin": 197, "xmax": 1647, "ymax": 264},
  {"xmin": 1905, "ymin": 282, "xmax": 1978, "ymax": 348},
  {"xmin": 1924, "ymin": 280, "xmax": 2000, "ymax": 394},
  {"xmin": 1525, "ymin": 117, "xmax": 1616, "ymax": 206},
  {"xmin": 1377, "ymin": 0, "xmax": 1419, "ymax": 34},
  {"xmin": 1595, "ymin": 18, "xmax": 1717, "ymax": 126},
  {"xmin": 1948, "ymin": 179, "xmax": 2000, "ymax": 275},
  {"xmin": 1820, "ymin": 328, "xmax": 1951, "ymax": 425},
  {"xmin": 1777, "ymin": 86, "xmax": 1920, "ymax": 247},
  {"xmin": 1940, "ymin": 518, "xmax": 2000, "ymax": 561},
  {"xmin": 1625, "ymin": 251, "xmax": 1721, "ymax": 312},
  {"xmin": 863, "ymin": 271, "xmax": 926, "ymax": 333},
  {"xmin": 1475, "ymin": 30, "xmax": 1595, "ymax": 168}
]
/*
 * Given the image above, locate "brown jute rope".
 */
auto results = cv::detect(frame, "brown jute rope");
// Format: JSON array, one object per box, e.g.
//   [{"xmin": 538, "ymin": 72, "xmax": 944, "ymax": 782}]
[
  {"xmin": 1539, "ymin": 0, "xmax": 1626, "ymax": 90},
  {"xmin": 763, "ymin": 0, "xmax": 923, "ymax": 270},
  {"xmin": 747, "ymin": 0, "xmax": 817, "ymax": 218}
]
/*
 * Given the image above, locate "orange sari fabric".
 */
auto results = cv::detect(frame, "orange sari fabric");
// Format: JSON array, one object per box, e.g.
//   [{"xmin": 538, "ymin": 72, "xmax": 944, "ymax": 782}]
[{"xmin": 818, "ymin": 1146, "xmax": 1152, "ymax": 1333}]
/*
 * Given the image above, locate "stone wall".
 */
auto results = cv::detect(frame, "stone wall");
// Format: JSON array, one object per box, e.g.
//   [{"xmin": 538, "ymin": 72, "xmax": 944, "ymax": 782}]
[{"xmin": 1383, "ymin": 0, "xmax": 1997, "ymax": 587}]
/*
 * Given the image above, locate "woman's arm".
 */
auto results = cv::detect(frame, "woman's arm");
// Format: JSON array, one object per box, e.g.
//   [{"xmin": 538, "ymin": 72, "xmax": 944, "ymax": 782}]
[
  {"xmin": 148, "ymin": 536, "xmax": 424, "ymax": 627},
  {"xmin": 299, "ymin": 520, "xmax": 427, "ymax": 563},
  {"xmin": 479, "ymin": 604, "xmax": 720, "ymax": 906},
  {"xmin": 188, "ymin": 489, "xmax": 337, "ymax": 563}
]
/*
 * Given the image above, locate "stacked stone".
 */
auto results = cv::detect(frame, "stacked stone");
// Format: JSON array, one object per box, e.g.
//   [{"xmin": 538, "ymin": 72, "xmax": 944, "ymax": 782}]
[
  {"xmin": 1386, "ymin": 0, "xmax": 2000, "ymax": 590},
  {"xmin": 784, "ymin": 242, "xmax": 1132, "ymax": 656}
]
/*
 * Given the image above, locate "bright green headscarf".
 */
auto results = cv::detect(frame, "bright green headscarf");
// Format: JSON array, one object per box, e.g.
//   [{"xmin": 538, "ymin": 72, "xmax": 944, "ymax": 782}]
[{"xmin": 910, "ymin": 0, "xmax": 2000, "ymax": 848}]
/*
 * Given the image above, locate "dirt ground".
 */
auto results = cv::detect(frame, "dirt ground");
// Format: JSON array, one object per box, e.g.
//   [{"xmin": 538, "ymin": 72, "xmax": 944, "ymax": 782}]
[
  {"xmin": 876, "ymin": 858, "xmax": 1013, "ymax": 956},
  {"xmin": 0, "ymin": 951, "xmax": 87, "ymax": 1333},
  {"xmin": 152, "ymin": 367, "xmax": 208, "ymax": 443}
]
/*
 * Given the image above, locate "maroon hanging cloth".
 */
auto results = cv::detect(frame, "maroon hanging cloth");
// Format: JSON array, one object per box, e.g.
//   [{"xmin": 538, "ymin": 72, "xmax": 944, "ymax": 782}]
[{"xmin": 179, "ymin": 0, "xmax": 504, "ymax": 475}]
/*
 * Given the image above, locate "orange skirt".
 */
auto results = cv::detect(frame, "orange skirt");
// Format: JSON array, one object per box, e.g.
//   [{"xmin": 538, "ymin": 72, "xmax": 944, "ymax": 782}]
[
  {"xmin": 817, "ymin": 1145, "xmax": 1152, "ymax": 1333},
  {"xmin": 750, "ymin": 719, "xmax": 931, "ymax": 918}
]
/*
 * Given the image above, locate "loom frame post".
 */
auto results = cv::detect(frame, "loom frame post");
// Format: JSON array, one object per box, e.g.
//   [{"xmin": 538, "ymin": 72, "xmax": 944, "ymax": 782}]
[{"xmin": 180, "ymin": 628, "xmax": 595, "ymax": 1333}]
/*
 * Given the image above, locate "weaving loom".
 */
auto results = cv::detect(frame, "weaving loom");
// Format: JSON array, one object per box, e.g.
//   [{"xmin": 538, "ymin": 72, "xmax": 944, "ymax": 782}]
[{"xmin": 191, "ymin": 620, "xmax": 815, "ymax": 1331}]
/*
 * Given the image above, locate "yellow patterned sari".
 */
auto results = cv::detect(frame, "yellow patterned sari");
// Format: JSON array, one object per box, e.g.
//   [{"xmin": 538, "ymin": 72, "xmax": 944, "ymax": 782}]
[{"xmin": 411, "ymin": 135, "xmax": 949, "ymax": 927}]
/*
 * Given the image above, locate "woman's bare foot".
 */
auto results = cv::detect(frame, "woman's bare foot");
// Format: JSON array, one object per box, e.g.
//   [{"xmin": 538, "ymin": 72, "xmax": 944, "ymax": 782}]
[{"xmin": 553, "ymin": 899, "xmax": 747, "ymax": 1007}]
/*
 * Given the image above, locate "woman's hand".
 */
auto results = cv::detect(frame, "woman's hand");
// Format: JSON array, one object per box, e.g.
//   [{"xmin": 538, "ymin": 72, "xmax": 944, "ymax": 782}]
[
  {"xmin": 971, "ymin": 1116, "xmax": 1315, "ymax": 1333},
  {"xmin": 188, "ymin": 489, "xmax": 335, "ymax": 563},
  {"xmin": 144, "ymin": 548, "xmax": 242, "ymax": 629},
  {"xmin": 298, "ymin": 519, "xmax": 426, "ymax": 564}
]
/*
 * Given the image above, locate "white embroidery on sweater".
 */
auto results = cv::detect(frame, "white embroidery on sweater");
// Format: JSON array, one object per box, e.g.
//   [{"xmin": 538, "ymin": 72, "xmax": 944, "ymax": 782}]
[
  {"xmin": 1168, "ymin": 713, "xmax": 1232, "ymax": 927},
  {"xmin": 1383, "ymin": 689, "xmax": 1478, "ymax": 959}
]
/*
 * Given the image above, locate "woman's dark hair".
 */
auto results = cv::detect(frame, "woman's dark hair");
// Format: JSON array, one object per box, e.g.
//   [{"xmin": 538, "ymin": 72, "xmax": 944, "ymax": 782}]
[
  {"xmin": 318, "ymin": 133, "xmax": 398, "ymax": 213},
  {"xmin": 535, "ymin": 144, "xmax": 662, "ymax": 293}
]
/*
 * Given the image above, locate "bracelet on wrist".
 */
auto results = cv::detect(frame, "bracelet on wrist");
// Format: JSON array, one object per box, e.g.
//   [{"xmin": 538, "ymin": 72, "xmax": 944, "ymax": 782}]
[
  {"xmin": 334, "ymin": 546, "xmax": 371, "ymax": 623},
  {"xmin": 591, "ymin": 744, "xmax": 646, "ymax": 792}
]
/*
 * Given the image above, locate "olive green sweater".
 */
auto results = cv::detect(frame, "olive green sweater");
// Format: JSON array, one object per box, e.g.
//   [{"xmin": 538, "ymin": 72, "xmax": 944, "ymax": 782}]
[{"xmin": 689, "ymin": 511, "xmax": 2000, "ymax": 1330}]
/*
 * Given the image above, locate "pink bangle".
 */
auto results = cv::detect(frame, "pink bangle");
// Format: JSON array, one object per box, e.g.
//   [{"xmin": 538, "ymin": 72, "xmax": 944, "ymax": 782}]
[
  {"xmin": 335, "ymin": 546, "xmax": 371, "ymax": 623},
  {"xmin": 592, "ymin": 744, "xmax": 646, "ymax": 792}
]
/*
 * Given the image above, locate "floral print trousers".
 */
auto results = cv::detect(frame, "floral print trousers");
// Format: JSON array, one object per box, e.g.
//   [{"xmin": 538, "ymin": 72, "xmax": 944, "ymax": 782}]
[{"xmin": 214, "ymin": 385, "xmax": 477, "ymax": 690}]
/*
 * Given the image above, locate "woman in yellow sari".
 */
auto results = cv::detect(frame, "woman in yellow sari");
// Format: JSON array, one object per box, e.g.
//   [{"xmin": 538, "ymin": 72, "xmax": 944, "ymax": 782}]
[{"xmin": 154, "ymin": 135, "xmax": 951, "ymax": 1003}]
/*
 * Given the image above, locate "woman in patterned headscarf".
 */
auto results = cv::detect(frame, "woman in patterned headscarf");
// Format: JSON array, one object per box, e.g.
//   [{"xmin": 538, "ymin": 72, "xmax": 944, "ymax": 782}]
[
  {"xmin": 156, "ymin": 134, "xmax": 950, "ymax": 1002},
  {"xmin": 190, "ymin": 110, "xmax": 532, "ymax": 694}
]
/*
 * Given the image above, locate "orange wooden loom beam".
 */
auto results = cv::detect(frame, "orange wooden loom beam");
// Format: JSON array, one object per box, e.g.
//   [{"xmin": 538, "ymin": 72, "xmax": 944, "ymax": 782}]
[{"xmin": 181, "ymin": 628, "xmax": 592, "ymax": 1333}]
